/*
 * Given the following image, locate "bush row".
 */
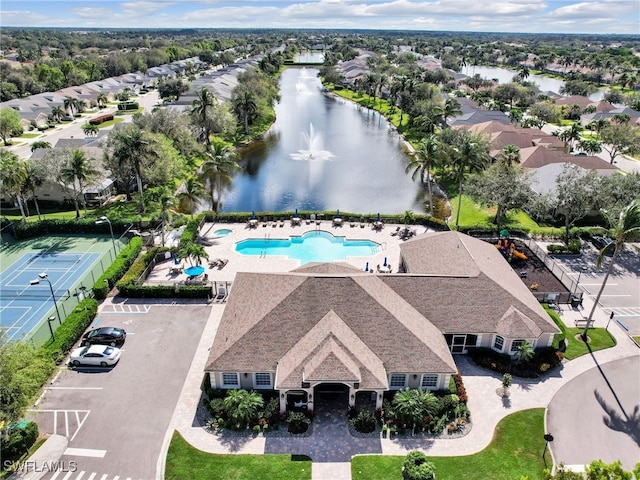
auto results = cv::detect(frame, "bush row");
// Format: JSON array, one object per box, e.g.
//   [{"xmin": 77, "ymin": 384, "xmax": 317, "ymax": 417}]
[
  {"xmin": 547, "ymin": 241, "xmax": 581, "ymax": 254},
  {"xmin": 8, "ymin": 218, "xmax": 132, "ymax": 240},
  {"xmin": 93, "ymin": 237, "xmax": 143, "ymax": 299},
  {"xmin": 40, "ymin": 299, "xmax": 99, "ymax": 363},
  {"xmin": 468, "ymin": 347, "xmax": 563, "ymax": 378}
]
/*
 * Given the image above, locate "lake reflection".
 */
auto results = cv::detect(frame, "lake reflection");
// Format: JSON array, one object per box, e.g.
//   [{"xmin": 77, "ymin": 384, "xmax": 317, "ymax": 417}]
[{"xmin": 220, "ymin": 68, "xmax": 425, "ymax": 214}]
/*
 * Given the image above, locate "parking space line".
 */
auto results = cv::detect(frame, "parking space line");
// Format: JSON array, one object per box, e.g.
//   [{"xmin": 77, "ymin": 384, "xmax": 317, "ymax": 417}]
[
  {"xmin": 70, "ymin": 410, "xmax": 91, "ymax": 442},
  {"xmin": 64, "ymin": 448, "xmax": 106, "ymax": 458},
  {"xmin": 64, "ymin": 410, "xmax": 69, "ymax": 437},
  {"xmin": 75, "ymin": 472, "xmax": 85, "ymax": 480},
  {"xmin": 49, "ymin": 469, "xmax": 62, "ymax": 480},
  {"xmin": 87, "ymin": 473, "xmax": 96, "ymax": 480},
  {"xmin": 62, "ymin": 471, "xmax": 74, "ymax": 480}
]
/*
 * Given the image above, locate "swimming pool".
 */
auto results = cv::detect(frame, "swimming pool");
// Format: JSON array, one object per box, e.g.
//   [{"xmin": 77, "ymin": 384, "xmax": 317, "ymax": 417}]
[
  {"xmin": 214, "ymin": 229, "xmax": 233, "ymax": 237},
  {"xmin": 235, "ymin": 230, "xmax": 381, "ymax": 264}
]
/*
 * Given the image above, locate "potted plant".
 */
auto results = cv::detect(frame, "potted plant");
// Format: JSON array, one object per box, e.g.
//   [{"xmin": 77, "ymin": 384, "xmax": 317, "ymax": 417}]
[{"xmin": 501, "ymin": 373, "xmax": 513, "ymax": 397}]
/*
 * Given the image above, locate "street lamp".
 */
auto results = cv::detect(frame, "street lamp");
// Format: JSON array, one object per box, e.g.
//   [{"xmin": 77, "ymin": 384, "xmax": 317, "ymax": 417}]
[
  {"xmin": 572, "ymin": 266, "xmax": 588, "ymax": 295},
  {"xmin": 47, "ymin": 316, "xmax": 56, "ymax": 341},
  {"xmin": 96, "ymin": 215, "xmax": 117, "ymax": 259},
  {"xmin": 30, "ymin": 273, "xmax": 61, "ymax": 324}
]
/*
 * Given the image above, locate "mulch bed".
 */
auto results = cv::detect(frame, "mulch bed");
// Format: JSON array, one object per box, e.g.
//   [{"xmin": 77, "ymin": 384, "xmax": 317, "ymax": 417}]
[{"xmin": 492, "ymin": 239, "xmax": 569, "ymax": 295}]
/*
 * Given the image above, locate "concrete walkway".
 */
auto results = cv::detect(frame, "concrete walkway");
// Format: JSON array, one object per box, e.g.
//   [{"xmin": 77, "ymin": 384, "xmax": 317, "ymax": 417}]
[{"xmin": 159, "ymin": 285, "xmax": 639, "ymax": 479}]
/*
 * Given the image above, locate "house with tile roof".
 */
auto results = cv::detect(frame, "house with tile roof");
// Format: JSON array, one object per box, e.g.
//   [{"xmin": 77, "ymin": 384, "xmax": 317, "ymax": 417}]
[{"xmin": 205, "ymin": 231, "xmax": 560, "ymax": 413}]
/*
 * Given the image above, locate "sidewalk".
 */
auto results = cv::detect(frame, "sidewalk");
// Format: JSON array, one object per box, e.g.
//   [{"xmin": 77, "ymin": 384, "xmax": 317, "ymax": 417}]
[{"xmin": 158, "ymin": 290, "xmax": 639, "ymax": 480}]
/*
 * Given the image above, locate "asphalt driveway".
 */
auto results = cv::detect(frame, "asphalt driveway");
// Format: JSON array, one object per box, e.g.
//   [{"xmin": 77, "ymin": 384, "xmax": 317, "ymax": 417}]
[
  {"xmin": 29, "ymin": 300, "xmax": 210, "ymax": 480},
  {"xmin": 546, "ymin": 354, "xmax": 640, "ymax": 471}
]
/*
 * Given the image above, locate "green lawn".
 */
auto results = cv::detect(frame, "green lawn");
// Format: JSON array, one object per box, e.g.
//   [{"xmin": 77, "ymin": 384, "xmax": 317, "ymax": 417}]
[
  {"xmin": 545, "ymin": 306, "xmax": 617, "ymax": 359},
  {"xmin": 20, "ymin": 132, "xmax": 41, "ymax": 138},
  {"xmin": 352, "ymin": 408, "xmax": 550, "ymax": 480},
  {"xmin": 165, "ymin": 431, "xmax": 312, "ymax": 480}
]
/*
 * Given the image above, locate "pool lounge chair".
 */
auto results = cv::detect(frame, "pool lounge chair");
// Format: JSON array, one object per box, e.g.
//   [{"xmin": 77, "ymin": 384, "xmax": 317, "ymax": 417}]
[
  {"xmin": 209, "ymin": 258, "xmax": 222, "ymax": 268},
  {"xmin": 214, "ymin": 285, "xmax": 228, "ymax": 303},
  {"xmin": 217, "ymin": 259, "xmax": 229, "ymax": 269}
]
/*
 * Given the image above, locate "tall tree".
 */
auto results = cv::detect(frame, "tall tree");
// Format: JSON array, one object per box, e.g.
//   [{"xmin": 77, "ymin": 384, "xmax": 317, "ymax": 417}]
[
  {"xmin": 0, "ymin": 107, "xmax": 23, "ymax": 146},
  {"xmin": 582, "ymin": 200, "xmax": 640, "ymax": 340},
  {"xmin": 232, "ymin": 90, "xmax": 257, "ymax": 134},
  {"xmin": 0, "ymin": 150, "xmax": 28, "ymax": 220},
  {"xmin": 60, "ymin": 149, "xmax": 98, "ymax": 218},
  {"xmin": 104, "ymin": 125, "xmax": 159, "ymax": 212},
  {"xmin": 499, "ymin": 144, "xmax": 521, "ymax": 168},
  {"xmin": 22, "ymin": 160, "xmax": 46, "ymax": 220},
  {"xmin": 200, "ymin": 142, "xmax": 241, "ymax": 213},
  {"xmin": 599, "ymin": 123, "xmax": 640, "ymax": 164},
  {"xmin": 191, "ymin": 87, "xmax": 216, "ymax": 146},
  {"xmin": 405, "ymin": 134, "xmax": 444, "ymax": 217},
  {"xmin": 177, "ymin": 176, "xmax": 204, "ymax": 218}
]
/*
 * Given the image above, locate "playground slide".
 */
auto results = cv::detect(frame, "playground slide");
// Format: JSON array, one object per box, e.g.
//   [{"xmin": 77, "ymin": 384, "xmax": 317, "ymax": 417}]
[{"xmin": 512, "ymin": 249, "xmax": 527, "ymax": 260}]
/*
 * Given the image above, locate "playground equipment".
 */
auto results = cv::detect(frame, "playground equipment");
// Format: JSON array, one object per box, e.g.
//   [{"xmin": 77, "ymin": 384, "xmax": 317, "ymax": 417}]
[{"xmin": 495, "ymin": 238, "xmax": 528, "ymax": 261}]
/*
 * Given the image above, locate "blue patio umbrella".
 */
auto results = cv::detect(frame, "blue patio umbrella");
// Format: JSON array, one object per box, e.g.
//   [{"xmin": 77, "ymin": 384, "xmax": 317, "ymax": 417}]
[
  {"xmin": 173, "ymin": 253, "xmax": 179, "ymax": 265},
  {"xmin": 376, "ymin": 212, "xmax": 381, "ymax": 222},
  {"xmin": 294, "ymin": 208, "xmax": 298, "ymax": 217},
  {"xmin": 184, "ymin": 265, "xmax": 205, "ymax": 277},
  {"xmin": 251, "ymin": 211, "xmax": 256, "ymax": 219},
  {"xmin": 365, "ymin": 262, "xmax": 369, "ymax": 272},
  {"xmin": 336, "ymin": 209, "xmax": 340, "ymax": 218},
  {"xmin": 383, "ymin": 257, "xmax": 387, "ymax": 267}
]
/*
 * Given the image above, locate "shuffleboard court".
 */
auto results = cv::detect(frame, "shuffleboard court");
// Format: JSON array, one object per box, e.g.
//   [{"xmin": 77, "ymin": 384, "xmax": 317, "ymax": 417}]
[{"xmin": 0, "ymin": 233, "xmax": 125, "ymax": 344}]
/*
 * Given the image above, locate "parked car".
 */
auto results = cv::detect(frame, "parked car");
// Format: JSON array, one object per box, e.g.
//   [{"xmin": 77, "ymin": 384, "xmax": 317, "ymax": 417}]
[
  {"xmin": 81, "ymin": 327, "xmax": 126, "ymax": 346},
  {"xmin": 591, "ymin": 236, "xmax": 614, "ymax": 251},
  {"xmin": 70, "ymin": 345, "xmax": 121, "ymax": 367}
]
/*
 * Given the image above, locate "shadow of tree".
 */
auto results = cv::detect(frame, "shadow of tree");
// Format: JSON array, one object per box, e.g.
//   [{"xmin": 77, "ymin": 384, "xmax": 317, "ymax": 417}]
[{"xmin": 594, "ymin": 390, "xmax": 640, "ymax": 447}]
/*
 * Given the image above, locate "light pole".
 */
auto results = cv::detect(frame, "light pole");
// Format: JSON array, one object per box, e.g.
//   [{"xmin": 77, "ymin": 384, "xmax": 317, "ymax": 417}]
[
  {"xmin": 96, "ymin": 215, "xmax": 117, "ymax": 259},
  {"xmin": 572, "ymin": 266, "xmax": 588, "ymax": 295},
  {"xmin": 30, "ymin": 273, "xmax": 61, "ymax": 324},
  {"xmin": 47, "ymin": 316, "xmax": 56, "ymax": 341},
  {"xmin": 542, "ymin": 433, "xmax": 554, "ymax": 466}
]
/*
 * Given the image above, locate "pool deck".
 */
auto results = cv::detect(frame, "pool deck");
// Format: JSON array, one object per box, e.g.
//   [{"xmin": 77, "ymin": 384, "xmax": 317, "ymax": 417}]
[{"xmin": 146, "ymin": 221, "xmax": 431, "ymax": 288}]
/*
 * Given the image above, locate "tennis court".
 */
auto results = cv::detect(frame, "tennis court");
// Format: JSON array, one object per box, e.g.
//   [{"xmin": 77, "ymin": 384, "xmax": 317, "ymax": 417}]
[{"xmin": 0, "ymin": 234, "xmax": 124, "ymax": 344}]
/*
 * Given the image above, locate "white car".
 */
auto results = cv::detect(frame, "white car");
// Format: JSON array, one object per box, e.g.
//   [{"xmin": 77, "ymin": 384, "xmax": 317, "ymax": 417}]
[{"xmin": 70, "ymin": 345, "xmax": 121, "ymax": 367}]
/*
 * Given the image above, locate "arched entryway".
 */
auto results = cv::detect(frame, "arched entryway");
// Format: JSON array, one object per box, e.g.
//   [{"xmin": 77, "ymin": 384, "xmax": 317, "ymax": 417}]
[{"xmin": 314, "ymin": 383, "xmax": 349, "ymax": 412}]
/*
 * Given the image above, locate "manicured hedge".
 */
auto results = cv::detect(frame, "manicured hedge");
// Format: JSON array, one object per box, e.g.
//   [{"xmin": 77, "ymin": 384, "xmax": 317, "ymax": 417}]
[
  {"xmin": 40, "ymin": 298, "xmax": 98, "ymax": 363},
  {"xmin": 468, "ymin": 347, "xmax": 563, "ymax": 378},
  {"xmin": 10, "ymin": 218, "xmax": 131, "ymax": 240},
  {"xmin": 93, "ymin": 236, "xmax": 143, "ymax": 299}
]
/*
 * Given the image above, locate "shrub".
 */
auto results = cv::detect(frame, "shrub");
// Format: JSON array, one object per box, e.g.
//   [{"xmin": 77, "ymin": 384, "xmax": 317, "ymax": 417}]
[
  {"xmin": 452, "ymin": 374, "xmax": 468, "ymax": 403},
  {"xmin": 349, "ymin": 411, "xmax": 377, "ymax": 433},
  {"xmin": 0, "ymin": 421, "xmax": 39, "ymax": 465},
  {"xmin": 402, "ymin": 451, "xmax": 436, "ymax": 480},
  {"xmin": 287, "ymin": 411, "xmax": 311, "ymax": 434},
  {"xmin": 93, "ymin": 236, "xmax": 143, "ymax": 299},
  {"xmin": 40, "ymin": 299, "xmax": 98, "ymax": 363}
]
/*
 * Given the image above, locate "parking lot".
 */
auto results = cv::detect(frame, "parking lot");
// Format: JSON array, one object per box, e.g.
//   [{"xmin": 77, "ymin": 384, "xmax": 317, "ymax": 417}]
[
  {"xmin": 551, "ymin": 242, "xmax": 640, "ymax": 335},
  {"xmin": 29, "ymin": 300, "xmax": 211, "ymax": 480}
]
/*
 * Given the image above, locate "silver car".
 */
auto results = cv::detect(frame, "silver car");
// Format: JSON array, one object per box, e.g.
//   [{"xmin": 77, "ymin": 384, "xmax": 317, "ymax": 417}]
[{"xmin": 70, "ymin": 345, "xmax": 121, "ymax": 367}]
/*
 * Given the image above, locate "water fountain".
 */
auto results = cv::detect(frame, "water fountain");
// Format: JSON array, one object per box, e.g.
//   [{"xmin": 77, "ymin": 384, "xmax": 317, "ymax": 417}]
[{"xmin": 290, "ymin": 123, "xmax": 335, "ymax": 162}]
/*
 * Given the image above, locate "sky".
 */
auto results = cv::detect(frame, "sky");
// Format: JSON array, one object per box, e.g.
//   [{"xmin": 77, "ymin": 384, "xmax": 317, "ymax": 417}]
[{"xmin": 1, "ymin": 0, "xmax": 639, "ymax": 35}]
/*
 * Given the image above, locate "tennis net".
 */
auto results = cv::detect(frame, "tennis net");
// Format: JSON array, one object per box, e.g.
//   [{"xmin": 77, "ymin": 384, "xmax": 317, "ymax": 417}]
[{"xmin": 0, "ymin": 287, "xmax": 70, "ymax": 299}]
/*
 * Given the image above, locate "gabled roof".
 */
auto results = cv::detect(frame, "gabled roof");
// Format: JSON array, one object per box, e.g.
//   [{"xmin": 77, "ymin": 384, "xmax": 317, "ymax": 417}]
[
  {"xmin": 520, "ymin": 146, "xmax": 616, "ymax": 171},
  {"xmin": 206, "ymin": 272, "xmax": 457, "ymax": 387}
]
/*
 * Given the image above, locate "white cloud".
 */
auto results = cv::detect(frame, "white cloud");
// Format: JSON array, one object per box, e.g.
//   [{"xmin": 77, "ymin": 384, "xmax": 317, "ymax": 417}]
[{"xmin": 549, "ymin": 0, "xmax": 637, "ymax": 19}]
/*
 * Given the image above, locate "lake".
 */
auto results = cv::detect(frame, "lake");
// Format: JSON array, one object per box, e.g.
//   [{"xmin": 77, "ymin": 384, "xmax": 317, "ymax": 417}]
[{"xmin": 219, "ymin": 68, "xmax": 426, "ymax": 215}]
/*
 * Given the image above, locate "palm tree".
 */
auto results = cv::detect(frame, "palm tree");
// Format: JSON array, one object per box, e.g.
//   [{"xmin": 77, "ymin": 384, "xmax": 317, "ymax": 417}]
[
  {"xmin": 223, "ymin": 390, "xmax": 264, "ymax": 429},
  {"xmin": 200, "ymin": 142, "xmax": 242, "ymax": 213},
  {"xmin": 514, "ymin": 341, "xmax": 534, "ymax": 364},
  {"xmin": 392, "ymin": 389, "xmax": 438, "ymax": 435},
  {"xmin": 441, "ymin": 97, "xmax": 462, "ymax": 127},
  {"xmin": 177, "ymin": 176, "xmax": 204, "ymax": 218},
  {"xmin": 50, "ymin": 105, "xmax": 65, "ymax": 123},
  {"xmin": 191, "ymin": 88, "xmax": 216, "ymax": 145},
  {"xmin": 406, "ymin": 134, "xmax": 443, "ymax": 217},
  {"xmin": 82, "ymin": 123, "xmax": 99, "ymax": 137},
  {"xmin": 60, "ymin": 149, "xmax": 98, "ymax": 218},
  {"xmin": 0, "ymin": 151, "xmax": 28, "ymax": 220},
  {"xmin": 158, "ymin": 187, "xmax": 177, "ymax": 247},
  {"xmin": 22, "ymin": 161, "xmax": 45, "ymax": 220},
  {"xmin": 232, "ymin": 91, "xmax": 257, "ymax": 134},
  {"xmin": 96, "ymin": 93, "xmax": 108, "ymax": 108},
  {"xmin": 178, "ymin": 242, "xmax": 209, "ymax": 267},
  {"xmin": 449, "ymin": 132, "xmax": 490, "ymax": 229},
  {"xmin": 582, "ymin": 200, "xmax": 640, "ymax": 341},
  {"xmin": 63, "ymin": 96, "xmax": 79, "ymax": 117},
  {"xmin": 107, "ymin": 126, "xmax": 159, "ymax": 212},
  {"xmin": 499, "ymin": 144, "xmax": 521, "ymax": 169}
]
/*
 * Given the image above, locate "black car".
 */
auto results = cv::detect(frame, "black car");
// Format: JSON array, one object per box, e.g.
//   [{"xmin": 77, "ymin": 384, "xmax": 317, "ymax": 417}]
[
  {"xmin": 591, "ymin": 236, "xmax": 613, "ymax": 251},
  {"xmin": 81, "ymin": 327, "xmax": 126, "ymax": 347}
]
